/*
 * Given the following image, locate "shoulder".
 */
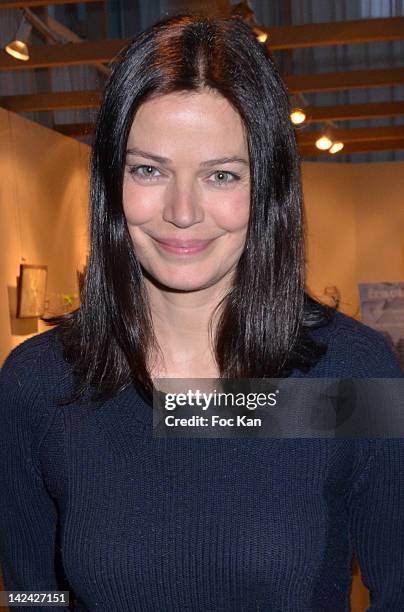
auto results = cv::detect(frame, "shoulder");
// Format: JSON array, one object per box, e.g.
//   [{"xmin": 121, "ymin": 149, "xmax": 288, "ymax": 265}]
[
  {"xmin": 306, "ymin": 310, "xmax": 403, "ymax": 377},
  {"xmin": 0, "ymin": 327, "xmax": 67, "ymax": 498},
  {"xmin": 1, "ymin": 326, "xmax": 58, "ymax": 367},
  {"xmin": 0, "ymin": 326, "xmax": 70, "ymax": 423},
  {"xmin": 0, "ymin": 326, "xmax": 62, "ymax": 386}
]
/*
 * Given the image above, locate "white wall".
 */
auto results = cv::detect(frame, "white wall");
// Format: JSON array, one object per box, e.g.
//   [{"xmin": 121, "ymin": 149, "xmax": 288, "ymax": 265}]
[
  {"xmin": 0, "ymin": 108, "xmax": 89, "ymax": 363},
  {"xmin": 302, "ymin": 160, "xmax": 404, "ymax": 318}
]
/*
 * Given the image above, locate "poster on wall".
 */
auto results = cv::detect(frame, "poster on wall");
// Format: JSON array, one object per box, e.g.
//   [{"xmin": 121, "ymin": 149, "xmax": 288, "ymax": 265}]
[
  {"xmin": 17, "ymin": 264, "xmax": 48, "ymax": 318},
  {"xmin": 358, "ymin": 282, "xmax": 404, "ymax": 371}
]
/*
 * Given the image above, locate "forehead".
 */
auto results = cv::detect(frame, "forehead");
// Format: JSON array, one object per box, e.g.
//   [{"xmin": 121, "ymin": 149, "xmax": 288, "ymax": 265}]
[{"xmin": 126, "ymin": 89, "xmax": 248, "ymax": 152}]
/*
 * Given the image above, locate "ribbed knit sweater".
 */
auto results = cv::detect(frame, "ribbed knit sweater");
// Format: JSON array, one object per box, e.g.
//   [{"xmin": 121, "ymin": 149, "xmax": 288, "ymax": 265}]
[{"xmin": 0, "ymin": 311, "xmax": 403, "ymax": 612}]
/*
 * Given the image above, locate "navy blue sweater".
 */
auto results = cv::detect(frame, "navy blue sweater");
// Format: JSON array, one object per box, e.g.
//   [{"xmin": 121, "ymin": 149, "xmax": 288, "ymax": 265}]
[{"xmin": 0, "ymin": 311, "xmax": 403, "ymax": 611}]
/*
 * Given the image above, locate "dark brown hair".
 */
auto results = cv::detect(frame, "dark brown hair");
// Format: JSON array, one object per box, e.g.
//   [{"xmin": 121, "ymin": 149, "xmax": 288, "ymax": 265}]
[{"xmin": 44, "ymin": 13, "xmax": 331, "ymax": 406}]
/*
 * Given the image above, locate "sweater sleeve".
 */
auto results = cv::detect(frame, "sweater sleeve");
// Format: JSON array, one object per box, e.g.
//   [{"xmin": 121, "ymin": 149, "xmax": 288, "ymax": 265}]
[
  {"xmin": 0, "ymin": 342, "xmax": 67, "ymax": 611},
  {"xmin": 346, "ymin": 439, "xmax": 404, "ymax": 610}
]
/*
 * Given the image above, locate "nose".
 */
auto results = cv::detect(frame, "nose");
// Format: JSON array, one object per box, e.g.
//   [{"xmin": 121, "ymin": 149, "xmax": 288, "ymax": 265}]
[{"xmin": 162, "ymin": 177, "xmax": 204, "ymax": 228}]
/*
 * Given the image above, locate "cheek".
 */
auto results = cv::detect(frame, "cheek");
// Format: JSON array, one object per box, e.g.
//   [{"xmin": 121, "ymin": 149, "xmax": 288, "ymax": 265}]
[
  {"xmin": 122, "ymin": 180, "xmax": 159, "ymax": 226},
  {"xmin": 210, "ymin": 191, "xmax": 250, "ymax": 231}
]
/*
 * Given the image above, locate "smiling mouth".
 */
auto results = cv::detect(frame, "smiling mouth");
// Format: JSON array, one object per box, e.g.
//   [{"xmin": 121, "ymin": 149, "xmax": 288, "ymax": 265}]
[{"xmin": 152, "ymin": 237, "xmax": 217, "ymax": 255}]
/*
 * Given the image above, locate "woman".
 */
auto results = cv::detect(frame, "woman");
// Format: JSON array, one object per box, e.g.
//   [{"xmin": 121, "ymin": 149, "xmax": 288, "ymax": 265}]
[{"xmin": 0, "ymin": 14, "xmax": 403, "ymax": 611}]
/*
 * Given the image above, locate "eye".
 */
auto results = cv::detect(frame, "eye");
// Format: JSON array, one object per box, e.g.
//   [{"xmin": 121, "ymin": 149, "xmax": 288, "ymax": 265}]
[
  {"xmin": 128, "ymin": 165, "xmax": 163, "ymax": 180},
  {"xmin": 208, "ymin": 171, "xmax": 240, "ymax": 186}
]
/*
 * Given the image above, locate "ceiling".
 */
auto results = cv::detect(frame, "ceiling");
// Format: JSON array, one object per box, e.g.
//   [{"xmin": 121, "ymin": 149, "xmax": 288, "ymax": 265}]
[{"xmin": 0, "ymin": 0, "xmax": 403, "ymax": 163}]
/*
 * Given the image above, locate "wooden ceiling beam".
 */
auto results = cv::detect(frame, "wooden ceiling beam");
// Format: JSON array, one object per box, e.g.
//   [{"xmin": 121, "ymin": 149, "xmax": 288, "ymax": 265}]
[
  {"xmin": 0, "ymin": 8, "xmax": 401, "ymax": 51},
  {"xmin": 0, "ymin": 90, "xmax": 102, "ymax": 111},
  {"xmin": 0, "ymin": 39, "xmax": 128, "ymax": 70},
  {"xmin": 1, "ymin": 41, "xmax": 402, "ymax": 96},
  {"xmin": 0, "ymin": 16, "xmax": 403, "ymax": 71},
  {"xmin": 265, "ymin": 17, "xmax": 404, "ymax": 50},
  {"xmin": 0, "ymin": 0, "xmax": 101, "ymax": 7},
  {"xmin": 286, "ymin": 67, "xmax": 404, "ymax": 93},
  {"xmin": 303, "ymin": 100, "xmax": 404, "ymax": 123},
  {"xmin": 299, "ymin": 138, "xmax": 404, "ymax": 156}
]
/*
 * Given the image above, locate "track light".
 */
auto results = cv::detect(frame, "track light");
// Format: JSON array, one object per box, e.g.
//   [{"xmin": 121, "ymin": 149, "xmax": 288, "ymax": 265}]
[
  {"xmin": 315, "ymin": 133, "xmax": 333, "ymax": 151},
  {"xmin": 5, "ymin": 14, "xmax": 32, "ymax": 61},
  {"xmin": 252, "ymin": 26, "xmax": 268, "ymax": 43},
  {"xmin": 329, "ymin": 141, "xmax": 344, "ymax": 154},
  {"xmin": 289, "ymin": 94, "xmax": 307, "ymax": 126},
  {"xmin": 315, "ymin": 126, "xmax": 344, "ymax": 153},
  {"xmin": 290, "ymin": 108, "xmax": 306, "ymax": 125}
]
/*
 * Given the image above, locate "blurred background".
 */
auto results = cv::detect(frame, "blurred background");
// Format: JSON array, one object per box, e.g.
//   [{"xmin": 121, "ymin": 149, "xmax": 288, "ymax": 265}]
[{"xmin": 1, "ymin": 0, "xmax": 404, "ymax": 160}]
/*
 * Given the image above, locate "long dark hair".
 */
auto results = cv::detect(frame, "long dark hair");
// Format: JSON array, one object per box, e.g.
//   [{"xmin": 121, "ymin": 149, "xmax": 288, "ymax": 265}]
[{"xmin": 44, "ymin": 13, "xmax": 332, "ymax": 406}]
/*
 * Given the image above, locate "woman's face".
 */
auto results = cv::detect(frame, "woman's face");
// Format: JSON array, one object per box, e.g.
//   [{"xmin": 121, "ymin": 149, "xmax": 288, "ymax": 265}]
[{"xmin": 122, "ymin": 89, "xmax": 250, "ymax": 293}]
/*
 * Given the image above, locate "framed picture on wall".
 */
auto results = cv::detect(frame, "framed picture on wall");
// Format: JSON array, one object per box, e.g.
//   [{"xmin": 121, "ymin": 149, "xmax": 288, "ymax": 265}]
[{"xmin": 17, "ymin": 264, "xmax": 48, "ymax": 318}]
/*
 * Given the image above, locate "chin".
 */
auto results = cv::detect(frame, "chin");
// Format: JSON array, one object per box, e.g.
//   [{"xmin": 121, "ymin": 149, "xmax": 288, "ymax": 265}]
[
  {"xmin": 143, "ymin": 266, "xmax": 225, "ymax": 293},
  {"xmin": 158, "ymin": 276, "xmax": 218, "ymax": 293}
]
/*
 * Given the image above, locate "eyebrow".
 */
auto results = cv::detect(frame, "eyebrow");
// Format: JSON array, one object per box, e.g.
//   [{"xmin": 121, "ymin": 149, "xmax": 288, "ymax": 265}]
[{"xmin": 126, "ymin": 147, "xmax": 249, "ymax": 167}]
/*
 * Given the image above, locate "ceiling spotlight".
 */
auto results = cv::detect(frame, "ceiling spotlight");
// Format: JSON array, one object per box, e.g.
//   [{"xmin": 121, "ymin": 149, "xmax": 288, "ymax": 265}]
[
  {"xmin": 329, "ymin": 141, "xmax": 344, "ymax": 154},
  {"xmin": 252, "ymin": 26, "xmax": 268, "ymax": 43},
  {"xmin": 5, "ymin": 14, "xmax": 32, "ymax": 61},
  {"xmin": 315, "ymin": 134, "xmax": 333, "ymax": 151},
  {"xmin": 290, "ymin": 108, "xmax": 306, "ymax": 125},
  {"xmin": 315, "ymin": 127, "xmax": 345, "ymax": 153}
]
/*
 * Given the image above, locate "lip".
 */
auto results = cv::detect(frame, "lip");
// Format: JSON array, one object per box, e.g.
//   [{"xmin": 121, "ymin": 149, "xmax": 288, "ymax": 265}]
[{"xmin": 152, "ymin": 237, "xmax": 217, "ymax": 255}]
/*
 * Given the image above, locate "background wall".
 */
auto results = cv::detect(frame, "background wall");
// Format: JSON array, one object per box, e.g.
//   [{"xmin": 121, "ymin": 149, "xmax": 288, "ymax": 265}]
[
  {"xmin": 303, "ymin": 160, "xmax": 404, "ymax": 317},
  {"xmin": 0, "ymin": 111, "xmax": 403, "ymax": 609},
  {"xmin": 355, "ymin": 162, "xmax": 404, "ymax": 284},
  {"xmin": 303, "ymin": 162, "xmax": 359, "ymax": 316},
  {"xmin": 0, "ymin": 108, "xmax": 89, "ymax": 364}
]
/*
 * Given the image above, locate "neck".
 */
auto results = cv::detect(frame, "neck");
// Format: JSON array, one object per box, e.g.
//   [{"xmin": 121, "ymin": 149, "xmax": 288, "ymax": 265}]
[{"xmin": 144, "ymin": 277, "xmax": 230, "ymax": 378}]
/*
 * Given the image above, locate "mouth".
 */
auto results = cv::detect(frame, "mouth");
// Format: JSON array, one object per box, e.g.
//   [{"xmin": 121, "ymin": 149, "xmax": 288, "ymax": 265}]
[{"xmin": 152, "ymin": 236, "xmax": 217, "ymax": 255}]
